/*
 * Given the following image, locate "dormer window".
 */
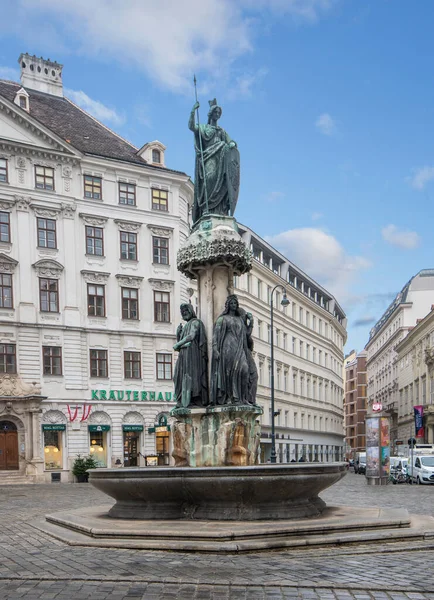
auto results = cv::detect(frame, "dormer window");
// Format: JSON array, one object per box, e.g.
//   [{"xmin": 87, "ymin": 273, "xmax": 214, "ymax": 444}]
[
  {"xmin": 152, "ymin": 149, "xmax": 161, "ymax": 164},
  {"xmin": 14, "ymin": 87, "xmax": 30, "ymax": 112}
]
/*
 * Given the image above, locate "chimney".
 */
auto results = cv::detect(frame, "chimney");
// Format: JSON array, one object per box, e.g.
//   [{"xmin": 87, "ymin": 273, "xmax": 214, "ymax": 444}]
[{"xmin": 18, "ymin": 53, "xmax": 63, "ymax": 97}]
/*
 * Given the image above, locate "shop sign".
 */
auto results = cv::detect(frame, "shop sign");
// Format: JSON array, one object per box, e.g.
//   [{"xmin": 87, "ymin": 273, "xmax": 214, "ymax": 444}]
[
  {"xmin": 91, "ymin": 389, "xmax": 174, "ymax": 402},
  {"xmin": 122, "ymin": 425, "xmax": 144, "ymax": 432},
  {"xmin": 88, "ymin": 425, "xmax": 111, "ymax": 432},
  {"xmin": 148, "ymin": 426, "xmax": 171, "ymax": 434},
  {"xmin": 42, "ymin": 424, "xmax": 66, "ymax": 431}
]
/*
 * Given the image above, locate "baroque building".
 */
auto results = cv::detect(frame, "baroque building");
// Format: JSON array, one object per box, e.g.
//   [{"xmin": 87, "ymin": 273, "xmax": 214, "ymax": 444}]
[
  {"xmin": 231, "ymin": 225, "xmax": 347, "ymax": 462},
  {"xmin": 0, "ymin": 54, "xmax": 193, "ymax": 481},
  {"xmin": 365, "ymin": 269, "xmax": 434, "ymax": 454},
  {"xmin": 395, "ymin": 306, "xmax": 434, "ymax": 447}
]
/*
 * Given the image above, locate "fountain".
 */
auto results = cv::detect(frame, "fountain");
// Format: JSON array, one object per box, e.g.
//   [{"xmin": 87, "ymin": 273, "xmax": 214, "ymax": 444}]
[{"xmin": 38, "ymin": 96, "xmax": 415, "ymax": 553}]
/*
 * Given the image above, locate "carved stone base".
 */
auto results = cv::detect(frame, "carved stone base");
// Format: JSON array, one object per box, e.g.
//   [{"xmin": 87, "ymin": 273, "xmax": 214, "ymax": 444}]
[{"xmin": 171, "ymin": 405, "xmax": 262, "ymax": 467}]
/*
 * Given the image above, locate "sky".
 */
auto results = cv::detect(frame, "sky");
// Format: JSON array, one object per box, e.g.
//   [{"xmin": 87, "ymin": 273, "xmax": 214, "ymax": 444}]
[{"xmin": 0, "ymin": 0, "xmax": 433, "ymax": 354}]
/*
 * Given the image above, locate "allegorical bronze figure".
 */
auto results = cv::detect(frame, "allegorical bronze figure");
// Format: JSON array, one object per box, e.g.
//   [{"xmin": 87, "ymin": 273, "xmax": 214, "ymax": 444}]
[
  {"xmin": 173, "ymin": 303, "xmax": 208, "ymax": 408},
  {"xmin": 211, "ymin": 294, "xmax": 258, "ymax": 406},
  {"xmin": 189, "ymin": 98, "xmax": 240, "ymax": 223}
]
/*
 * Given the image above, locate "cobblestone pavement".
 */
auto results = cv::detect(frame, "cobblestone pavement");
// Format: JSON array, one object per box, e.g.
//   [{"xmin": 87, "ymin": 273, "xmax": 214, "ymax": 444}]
[{"xmin": 0, "ymin": 471, "xmax": 433, "ymax": 599}]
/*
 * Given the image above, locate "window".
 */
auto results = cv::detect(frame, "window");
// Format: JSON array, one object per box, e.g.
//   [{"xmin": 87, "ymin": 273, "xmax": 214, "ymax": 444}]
[
  {"xmin": 154, "ymin": 291, "xmax": 170, "ymax": 322},
  {"xmin": 122, "ymin": 287, "xmax": 139, "ymax": 320},
  {"xmin": 39, "ymin": 278, "xmax": 59, "ymax": 313},
  {"xmin": 85, "ymin": 226, "xmax": 104, "ymax": 256},
  {"xmin": 292, "ymin": 337, "xmax": 296, "ymax": 353},
  {"xmin": 120, "ymin": 231, "xmax": 137, "ymax": 260},
  {"xmin": 0, "ymin": 344, "xmax": 16, "ymax": 373},
  {"xmin": 257, "ymin": 319, "xmax": 262, "ymax": 339},
  {"xmin": 0, "ymin": 273, "xmax": 13, "ymax": 308},
  {"xmin": 0, "ymin": 212, "xmax": 11, "ymax": 243},
  {"xmin": 90, "ymin": 349, "xmax": 108, "ymax": 378},
  {"xmin": 156, "ymin": 353, "xmax": 172, "ymax": 380},
  {"xmin": 283, "ymin": 333, "xmax": 287, "ymax": 350},
  {"xmin": 306, "ymin": 344, "xmax": 310, "ymax": 360},
  {"xmin": 43, "ymin": 346, "xmax": 62, "ymax": 376},
  {"xmin": 0, "ymin": 158, "xmax": 8, "ymax": 183},
  {"xmin": 124, "ymin": 351, "xmax": 141, "ymax": 379},
  {"xmin": 37, "ymin": 218, "xmax": 57, "ymax": 249},
  {"xmin": 153, "ymin": 236, "xmax": 169, "ymax": 265},
  {"xmin": 19, "ymin": 95, "xmax": 27, "ymax": 109},
  {"xmin": 84, "ymin": 175, "xmax": 102, "ymax": 200},
  {"xmin": 152, "ymin": 188, "xmax": 168, "ymax": 211},
  {"xmin": 257, "ymin": 279, "xmax": 262, "ymax": 299},
  {"xmin": 35, "ymin": 165, "xmax": 54, "ymax": 190},
  {"xmin": 152, "ymin": 149, "xmax": 161, "ymax": 163},
  {"xmin": 87, "ymin": 284, "xmax": 105, "ymax": 317},
  {"xmin": 119, "ymin": 182, "xmax": 136, "ymax": 206}
]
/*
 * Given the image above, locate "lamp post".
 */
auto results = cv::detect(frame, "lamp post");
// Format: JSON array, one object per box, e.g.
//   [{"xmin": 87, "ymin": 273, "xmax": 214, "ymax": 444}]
[{"xmin": 270, "ymin": 284, "xmax": 290, "ymax": 464}]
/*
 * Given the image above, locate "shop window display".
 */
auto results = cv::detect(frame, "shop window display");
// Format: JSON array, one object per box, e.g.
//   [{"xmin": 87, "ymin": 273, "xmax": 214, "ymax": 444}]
[
  {"xmin": 43, "ymin": 429, "xmax": 63, "ymax": 470},
  {"xmin": 89, "ymin": 430, "xmax": 108, "ymax": 467}
]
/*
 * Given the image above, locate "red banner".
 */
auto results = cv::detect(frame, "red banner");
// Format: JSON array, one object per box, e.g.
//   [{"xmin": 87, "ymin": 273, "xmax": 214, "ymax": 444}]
[{"xmin": 414, "ymin": 405, "xmax": 424, "ymax": 438}]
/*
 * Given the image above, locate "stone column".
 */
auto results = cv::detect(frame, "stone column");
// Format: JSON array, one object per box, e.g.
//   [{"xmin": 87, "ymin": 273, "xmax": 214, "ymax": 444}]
[{"xmin": 177, "ymin": 215, "xmax": 252, "ymax": 379}]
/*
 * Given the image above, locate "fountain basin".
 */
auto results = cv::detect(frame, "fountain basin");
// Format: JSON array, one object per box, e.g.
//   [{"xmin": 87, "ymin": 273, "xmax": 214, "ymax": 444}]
[{"xmin": 89, "ymin": 463, "xmax": 347, "ymax": 521}]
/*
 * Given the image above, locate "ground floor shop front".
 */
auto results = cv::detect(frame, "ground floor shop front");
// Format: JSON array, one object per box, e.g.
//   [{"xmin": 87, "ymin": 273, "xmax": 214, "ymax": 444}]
[{"xmin": 0, "ymin": 388, "xmax": 177, "ymax": 482}]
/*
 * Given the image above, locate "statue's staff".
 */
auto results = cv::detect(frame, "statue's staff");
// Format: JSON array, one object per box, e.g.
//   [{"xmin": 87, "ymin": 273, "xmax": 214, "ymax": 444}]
[{"xmin": 193, "ymin": 75, "xmax": 209, "ymax": 216}]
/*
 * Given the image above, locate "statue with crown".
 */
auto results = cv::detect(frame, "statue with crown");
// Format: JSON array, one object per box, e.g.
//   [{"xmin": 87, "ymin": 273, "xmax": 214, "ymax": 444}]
[{"xmin": 188, "ymin": 97, "xmax": 240, "ymax": 223}]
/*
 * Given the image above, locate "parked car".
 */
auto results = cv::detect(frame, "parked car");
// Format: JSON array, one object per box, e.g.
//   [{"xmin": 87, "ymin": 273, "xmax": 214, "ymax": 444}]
[{"xmin": 354, "ymin": 452, "xmax": 366, "ymax": 475}]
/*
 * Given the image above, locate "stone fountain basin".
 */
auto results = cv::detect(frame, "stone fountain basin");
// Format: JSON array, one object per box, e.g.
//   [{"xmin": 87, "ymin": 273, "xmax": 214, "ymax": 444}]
[{"xmin": 89, "ymin": 463, "xmax": 347, "ymax": 521}]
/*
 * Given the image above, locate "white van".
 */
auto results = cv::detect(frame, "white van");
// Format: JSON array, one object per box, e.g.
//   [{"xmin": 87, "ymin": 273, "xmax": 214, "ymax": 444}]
[{"xmin": 410, "ymin": 454, "xmax": 434, "ymax": 484}]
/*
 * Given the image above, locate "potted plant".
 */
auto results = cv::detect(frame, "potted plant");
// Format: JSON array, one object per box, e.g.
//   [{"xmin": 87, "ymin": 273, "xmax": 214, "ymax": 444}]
[{"xmin": 72, "ymin": 455, "xmax": 98, "ymax": 483}]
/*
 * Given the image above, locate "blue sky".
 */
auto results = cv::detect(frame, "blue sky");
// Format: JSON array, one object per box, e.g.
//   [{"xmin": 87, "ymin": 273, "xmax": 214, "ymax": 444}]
[{"xmin": 1, "ymin": 0, "xmax": 433, "ymax": 353}]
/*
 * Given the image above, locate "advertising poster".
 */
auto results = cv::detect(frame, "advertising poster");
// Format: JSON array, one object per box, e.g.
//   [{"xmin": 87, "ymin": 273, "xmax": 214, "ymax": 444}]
[
  {"xmin": 366, "ymin": 417, "xmax": 379, "ymax": 448},
  {"xmin": 381, "ymin": 446, "xmax": 390, "ymax": 476},
  {"xmin": 380, "ymin": 418, "xmax": 390, "ymax": 446},
  {"xmin": 366, "ymin": 446, "xmax": 379, "ymax": 477}
]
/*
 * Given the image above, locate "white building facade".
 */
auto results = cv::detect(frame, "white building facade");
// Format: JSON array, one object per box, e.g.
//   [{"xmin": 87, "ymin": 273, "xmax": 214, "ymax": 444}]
[
  {"xmin": 0, "ymin": 55, "xmax": 193, "ymax": 481},
  {"xmin": 232, "ymin": 225, "xmax": 347, "ymax": 462},
  {"xmin": 365, "ymin": 269, "xmax": 434, "ymax": 452},
  {"xmin": 395, "ymin": 307, "xmax": 434, "ymax": 447}
]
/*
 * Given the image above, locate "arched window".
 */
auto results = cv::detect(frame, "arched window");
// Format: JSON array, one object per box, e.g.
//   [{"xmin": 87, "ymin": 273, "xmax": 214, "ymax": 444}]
[{"xmin": 152, "ymin": 149, "xmax": 161, "ymax": 163}]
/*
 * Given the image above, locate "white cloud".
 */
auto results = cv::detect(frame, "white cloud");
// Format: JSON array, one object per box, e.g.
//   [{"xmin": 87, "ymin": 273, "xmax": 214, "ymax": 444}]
[
  {"xmin": 227, "ymin": 68, "xmax": 268, "ymax": 99},
  {"xmin": 265, "ymin": 191, "xmax": 285, "ymax": 203},
  {"xmin": 265, "ymin": 227, "xmax": 370, "ymax": 302},
  {"xmin": 65, "ymin": 88, "xmax": 125, "ymax": 126},
  {"xmin": 381, "ymin": 224, "xmax": 420, "ymax": 250},
  {"xmin": 134, "ymin": 104, "xmax": 152, "ymax": 128},
  {"xmin": 315, "ymin": 113, "xmax": 336, "ymax": 135},
  {"xmin": 0, "ymin": 66, "xmax": 20, "ymax": 81},
  {"xmin": 311, "ymin": 211, "xmax": 323, "ymax": 221},
  {"xmin": 11, "ymin": 0, "xmax": 336, "ymax": 94},
  {"xmin": 409, "ymin": 166, "xmax": 434, "ymax": 190}
]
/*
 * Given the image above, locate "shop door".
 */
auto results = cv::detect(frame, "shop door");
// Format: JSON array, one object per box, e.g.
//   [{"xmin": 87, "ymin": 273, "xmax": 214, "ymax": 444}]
[
  {"xmin": 156, "ymin": 433, "xmax": 170, "ymax": 466},
  {"xmin": 123, "ymin": 432, "xmax": 139, "ymax": 467},
  {"xmin": 0, "ymin": 431, "xmax": 19, "ymax": 470}
]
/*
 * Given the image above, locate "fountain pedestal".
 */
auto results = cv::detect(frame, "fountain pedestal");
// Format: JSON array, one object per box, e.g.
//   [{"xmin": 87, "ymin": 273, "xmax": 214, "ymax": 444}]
[{"xmin": 171, "ymin": 405, "xmax": 262, "ymax": 467}]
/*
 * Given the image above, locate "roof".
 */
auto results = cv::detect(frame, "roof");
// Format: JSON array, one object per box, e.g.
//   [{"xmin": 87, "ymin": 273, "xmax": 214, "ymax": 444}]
[
  {"xmin": 0, "ymin": 80, "xmax": 187, "ymax": 176},
  {"xmin": 367, "ymin": 269, "xmax": 434, "ymax": 342}
]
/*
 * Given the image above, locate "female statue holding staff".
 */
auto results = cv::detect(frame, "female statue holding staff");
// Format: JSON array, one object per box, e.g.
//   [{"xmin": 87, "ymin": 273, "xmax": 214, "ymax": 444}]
[
  {"xmin": 211, "ymin": 295, "xmax": 258, "ymax": 406},
  {"xmin": 189, "ymin": 98, "xmax": 240, "ymax": 223}
]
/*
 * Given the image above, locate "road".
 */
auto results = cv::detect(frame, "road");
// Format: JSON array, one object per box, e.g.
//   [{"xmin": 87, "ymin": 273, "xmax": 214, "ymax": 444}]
[{"xmin": 0, "ymin": 470, "xmax": 433, "ymax": 599}]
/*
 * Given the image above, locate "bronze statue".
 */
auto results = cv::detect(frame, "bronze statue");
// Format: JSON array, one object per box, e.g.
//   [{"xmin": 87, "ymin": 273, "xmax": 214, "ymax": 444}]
[
  {"xmin": 211, "ymin": 294, "xmax": 258, "ymax": 406},
  {"xmin": 173, "ymin": 303, "xmax": 208, "ymax": 408},
  {"xmin": 189, "ymin": 98, "xmax": 240, "ymax": 223}
]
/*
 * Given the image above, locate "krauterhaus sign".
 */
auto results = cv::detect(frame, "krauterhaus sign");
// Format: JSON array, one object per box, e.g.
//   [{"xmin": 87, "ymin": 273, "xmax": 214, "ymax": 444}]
[{"xmin": 91, "ymin": 390, "xmax": 174, "ymax": 402}]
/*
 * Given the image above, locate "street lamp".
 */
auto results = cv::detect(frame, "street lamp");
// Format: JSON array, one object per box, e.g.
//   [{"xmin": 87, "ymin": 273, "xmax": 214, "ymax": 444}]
[{"xmin": 270, "ymin": 284, "xmax": 290, "ymax": 463}]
